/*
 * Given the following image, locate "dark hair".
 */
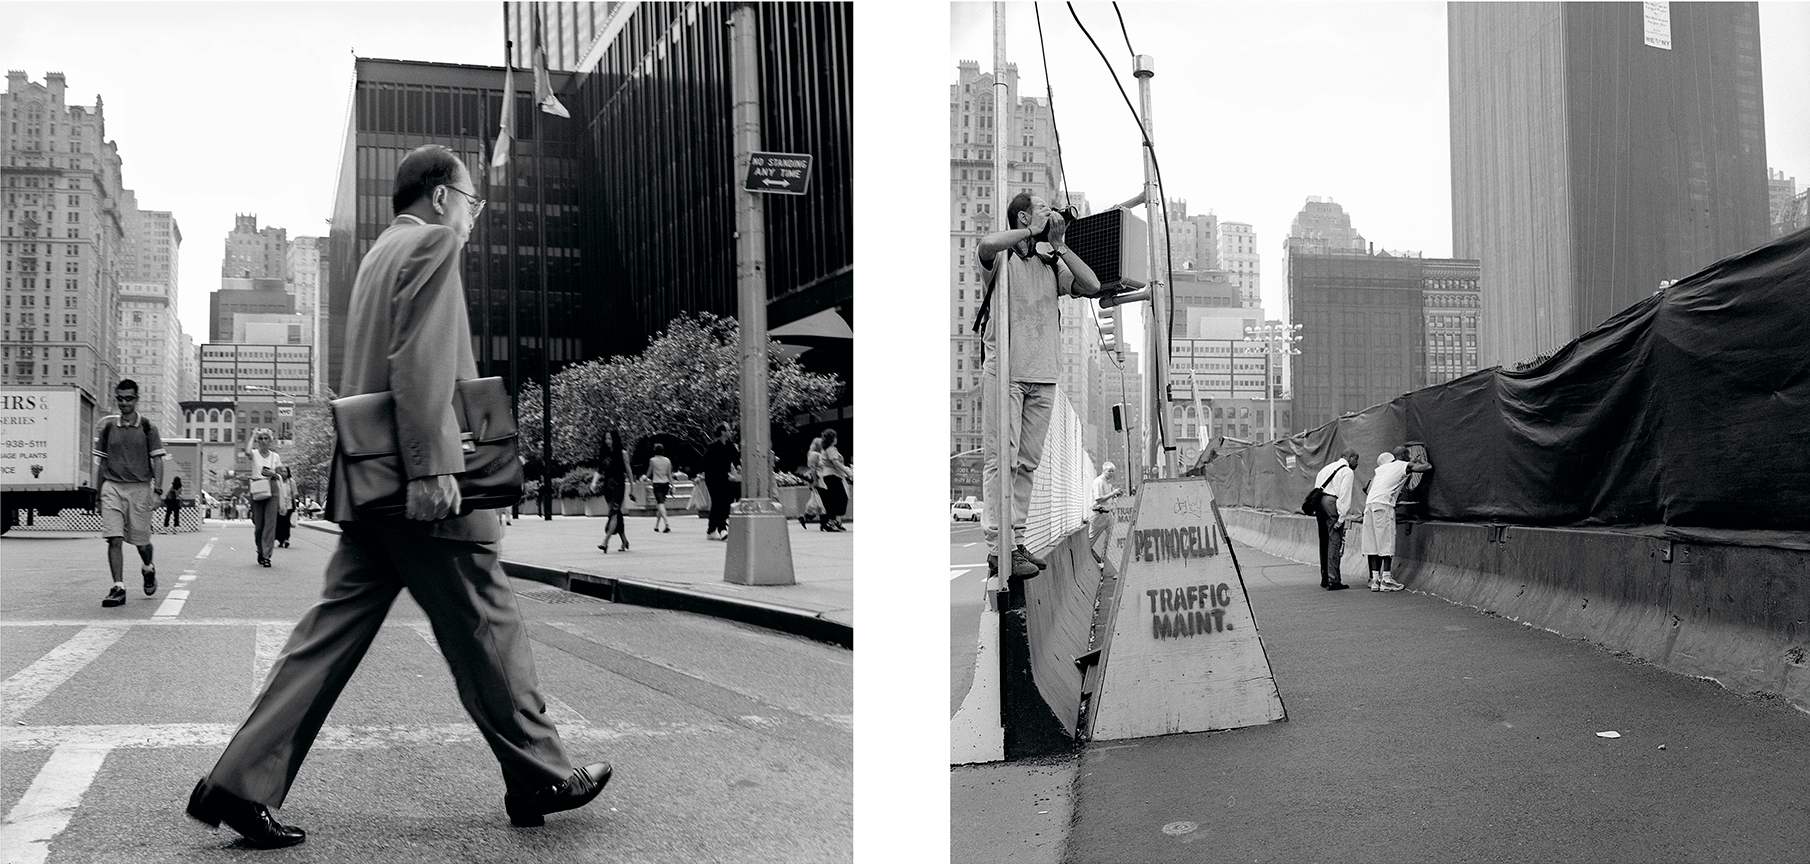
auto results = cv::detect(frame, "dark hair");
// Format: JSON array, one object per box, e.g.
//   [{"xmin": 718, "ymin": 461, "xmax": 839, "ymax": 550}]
[
  {"xmin": 392, "ymin": 145, "xmax": 467, "ymax": 214},
  {"xmin": 1006, "ymin": 191, "xmax": 1035, "ymax": 231},
  {"xmin": 1341, "ymin": 448, "xmax": 1360, "ymax": 462},
  {"xmin": 115, "ymin": 378, "xmax": 139, "ymax": 394},
  {"xmin": 652, "ymin": 443, "xmax": 664, "ymax": 455},
  {"xmin": 821, "ymin": 428, "xmax": 838, "ymax": 446},
  {"xmin": 1393, "ymin": 445, "xmax": 1411, "ymax": 460},
  {"xmin": 169, "ymin": 476, "xmax": 182, "ymax": 489}
]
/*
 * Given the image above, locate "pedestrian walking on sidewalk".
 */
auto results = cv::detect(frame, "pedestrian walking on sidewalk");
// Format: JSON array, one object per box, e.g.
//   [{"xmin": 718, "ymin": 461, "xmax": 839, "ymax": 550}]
[
  {"xmin": 244, "ymin": 429, "xmax": 283, "ymax": 567},
  {"xmin": 162, "ymin": 476, "xmax": 185, "ymax": 532},
  {"xmin": 1354, "ymin": 447, "xmax": 1433, "ymax": 592},
  {"xmin": 646, "ymin": 442, "xmax": 674, "ymax": 533},
  {"xmin": 274, "ymin": 467, "xmax": 295, "ymax": 548},
  {"xmin": 1312, "ymin": 449, "xmax": 1360, "ymax": 590},
  {"xmin": 594, "ymin": 429, "xmax": 631, "ymax": 553},
  {"xmin": 800, "ymin": 437, "xmax": 825, "ymax": 528},
  {"xmin": 702, "ymin": 422, "xmax": 740, "ymax": 540},
  {"xmin": 974, "ymin": 193, "xmax": 1101, "ymax": 578},
  {"xmin": 91, "ymin": 378, "xmax": 166, "ymax": 607},
  {"xmin": 817, "ymin": 429, "xmax": 852, "ymax": 531},
  {"xmin": 188, "ymin": 146, "xmax": 609, "ymax": 849}
]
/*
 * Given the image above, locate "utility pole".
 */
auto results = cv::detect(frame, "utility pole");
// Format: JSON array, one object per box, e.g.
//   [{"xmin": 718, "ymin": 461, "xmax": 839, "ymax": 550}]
[
  {"xmin": 535, "ymin": 83, "xmax": 553, "ymax": 520},
  {"xmin": 724, "ymin": 0, "xmax": 796, "ymax": 585},
  {"xmin": 990, "ymin": 1, "xmax": 1015, "ymax": 587},
  {"xmin": 1135, "ymin": 54, "xmax": 1172, "ymax": 478}
]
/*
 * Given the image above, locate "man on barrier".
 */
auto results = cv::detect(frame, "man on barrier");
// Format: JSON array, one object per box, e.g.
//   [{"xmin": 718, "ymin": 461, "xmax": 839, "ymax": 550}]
[{"xmin": 973, "ymin": 193, "xmax": 1101, "ymax": 578}]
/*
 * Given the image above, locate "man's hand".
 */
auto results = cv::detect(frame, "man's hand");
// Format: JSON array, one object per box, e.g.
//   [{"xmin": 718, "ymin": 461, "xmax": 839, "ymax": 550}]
[
  {"xmin": 1047, "ymin": 210, "xmax": 1067, "ymax": 244},
  {"xmin": 1027, "ymin": 205, "xmax": 1051, "ymax": 236},
  {"xmin": 406, "ymin": 474, "xmax": 462, "ymax": 521}
]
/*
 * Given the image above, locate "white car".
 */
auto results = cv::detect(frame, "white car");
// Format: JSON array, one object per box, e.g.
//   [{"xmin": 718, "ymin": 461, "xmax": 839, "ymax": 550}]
[{"xmin": 950, "ymin": 500, "xmax": 983, "ymax": 522}]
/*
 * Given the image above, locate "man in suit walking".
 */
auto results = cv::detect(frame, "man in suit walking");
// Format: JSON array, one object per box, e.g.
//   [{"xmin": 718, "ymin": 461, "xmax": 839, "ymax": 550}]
[{"xmin": 187, "ymin": 146, "xmax": 609, "ymax": 848}]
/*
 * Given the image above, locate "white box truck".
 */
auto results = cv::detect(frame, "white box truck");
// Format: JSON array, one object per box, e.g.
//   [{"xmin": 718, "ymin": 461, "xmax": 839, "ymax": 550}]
[{"xmin": 0, "ymin": 385, "xmax": 99, "ymax": 533}]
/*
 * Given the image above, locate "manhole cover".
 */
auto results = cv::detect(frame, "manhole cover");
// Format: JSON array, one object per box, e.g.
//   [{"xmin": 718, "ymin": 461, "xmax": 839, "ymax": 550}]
[
  {"xmin": 1161, "ymin": 821, "xmax": 1198, "ymax": 836},
  {"xmin": 520, "ymin": 589, "xmax": 603, "ymax": 604}
]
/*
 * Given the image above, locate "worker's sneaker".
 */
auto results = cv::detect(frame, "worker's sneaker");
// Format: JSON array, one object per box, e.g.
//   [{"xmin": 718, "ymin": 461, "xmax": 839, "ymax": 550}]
[
  {"xmin": 142, "ymin": 564, "xmax": 157, "ymax": 595},
  {"xmin": 101, "ymin": 585, "xmax": 127, "ymax": 607},
  {"xmin": 986, "ymin": 550, "xmax": 1040, "ymax": 579},
  {"xmin": 1379, "ymin": 577, "xmax": 1406, "ymax": 592},
  {"xmin": 1368, "ymin": 577, "xmax": 1382, "ymax": 592},
  {"xmin": 1015, "ymin": 544, "xmax": 1048, "ymax": 571}
]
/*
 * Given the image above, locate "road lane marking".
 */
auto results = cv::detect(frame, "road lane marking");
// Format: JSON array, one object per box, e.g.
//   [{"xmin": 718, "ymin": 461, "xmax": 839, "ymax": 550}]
[
  {"xmin": 195, "ymin": 537, "xmax": 216, "ymax": 559},
  {"xmin": 0, "ymin": 742, "xmax": 113, "ymax": 864},
  {"xmin": 150, "ymin": 595, "xmax": 186, "ymax": 617},
  {"xmin": 0, "ymin": 720, "xmax": 719, "ymax": 751},
  {"xmin": 0, "ymin": 626, "xmax": 128, "ymax": 724},
  {"xmin": 253, "ymin": 623, "xmax": 289, "ymax": 694}
]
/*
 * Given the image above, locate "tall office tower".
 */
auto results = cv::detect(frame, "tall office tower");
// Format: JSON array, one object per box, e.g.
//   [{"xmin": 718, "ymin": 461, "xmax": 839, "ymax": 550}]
[
  {"xmin": 949, "ymin": 59, "xmax": 1068, "ymax": 458},
  {"xmin": 177, "ymin": 327, "xmax": 197, "ymax": 403},
  {"xmin": 505, "ymin": 2, "xmax": 618, "ymax": 72},
  {"xmin": 114, "ymin": 192, "xmax": 184, "ymax": 428},
  {"xmin": 1165, "ymin": 199, "xmax": 1218, "ymax": 270},
  {"xmin": 221, "ymin": 214, "xmax": 289, "ymax": 279},
  {"xmin": 1217, "ymin": 221, "xmax": 1260, "ymax": 308},
  {"xmin": 1449, "ymin": 2, "xmax": 1771, "ymax": 368},
  {"xmin": 1770, "ymin": 169, "xmax": 1801, "ymax": 238},
  {"xmin": 1290, "ymin": 247, "xmax": 1483, "ymax": 430},
  {"xmin": 2, "ymin": 71, "xmax": 125, "ymax": 400},
  {"xmin": 1287, "ymin": 196, "xmax": 1366, "ymax": 254},
  {"xmin": 288, "ymin": 236, "xmax": 326, "ymax": 395}
]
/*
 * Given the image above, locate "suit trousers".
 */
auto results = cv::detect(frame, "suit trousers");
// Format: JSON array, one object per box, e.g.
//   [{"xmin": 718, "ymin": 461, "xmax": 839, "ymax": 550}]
[
  {"xmin": 204, "ymin": 523, "xmax": 574, "ymax": 808},
  {"xmin": 1314, "ymin": 494, "xmax": 1346, "ymax": 584},
  {"xmin": 249, "ymin": 497, "xmax": 279, "ymax": 559},
  {"xmin": 980, "ymin": 373, "xmax": 1055, "ymax": 547}
]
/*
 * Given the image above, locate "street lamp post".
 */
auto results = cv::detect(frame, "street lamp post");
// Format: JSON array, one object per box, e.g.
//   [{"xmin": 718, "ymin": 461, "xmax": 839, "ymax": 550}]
[{"xmin": 1242, "ymin": 323, "xmax": 1302, "ymax": 440}]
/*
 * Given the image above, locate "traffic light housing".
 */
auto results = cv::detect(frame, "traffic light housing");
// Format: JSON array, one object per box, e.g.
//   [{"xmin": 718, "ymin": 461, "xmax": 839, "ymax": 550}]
[{"xmin": 1100, "ymin": 305, "xmax": 1122, "ymax": 358}]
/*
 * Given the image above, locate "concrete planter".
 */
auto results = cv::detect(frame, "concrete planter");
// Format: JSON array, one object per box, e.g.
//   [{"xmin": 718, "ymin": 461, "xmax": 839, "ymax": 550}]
[
  {"xmin": 583, "ymin": 495, "xmax": 612, "ymax": 517},
  {"xmin": 776, "ymin": 486, "xmax": 811, "ymax": 518},
  {"xmin": 559, "ymin": 497, "xmax": 587, "ymax": 516},
  {"xmin": 520, "ymin": 498, "xmax": 539, "ymax": 516}
]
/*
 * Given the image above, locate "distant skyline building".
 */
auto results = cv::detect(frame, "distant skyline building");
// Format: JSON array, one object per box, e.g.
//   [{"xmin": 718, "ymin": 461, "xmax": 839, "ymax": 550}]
[
  {"xmin": 1217, "ymin": 221, "xmax": 1260, "ymax": 308},
  {"xmin": 222, "ymin": 214, "xmax": 289, "ymax": 280},
  {"xmin": 1165, "ymin": 199, "xmax": 1218, "ymax": 271},
  {"xmin": 115, "ymin": 280, "xmax": 183, "ymax": 429},
  {"xmin": 2, "ymin": 71, "xmax": 126, "ymax": 400},
  {"xmin": 210, "ymin": 281, "xmax": 291, "ymax": 342},
  {"xmin": 1290, "ymin": 247, "xmax": 1482, "ymax": 430},
  {"xmin": 287, "ymin": 236, "xmax": 326, "ymax": 396},
  {"xmin": 197, "ymin": 342, "xmax": 313, "ymax": 401},
  {"xmin": 1449, "ymin": 2, "xmax": 1772, "ymax": 368}
]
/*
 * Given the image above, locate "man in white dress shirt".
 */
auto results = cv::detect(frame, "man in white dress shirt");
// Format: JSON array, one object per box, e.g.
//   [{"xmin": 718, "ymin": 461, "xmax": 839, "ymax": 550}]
[{"xmin": 1312, "ymin": 449, "xmax": 1361, "ymax": 590}]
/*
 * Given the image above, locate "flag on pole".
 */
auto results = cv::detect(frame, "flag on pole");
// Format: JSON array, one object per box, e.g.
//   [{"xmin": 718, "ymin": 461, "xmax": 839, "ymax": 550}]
[
  {"xmin": 492, "ymin": 43, "xmax": 515, "ymax": 170},
  {"xmin": 532, "ymin": 5, "xmax": 570, "ymax": 118}
]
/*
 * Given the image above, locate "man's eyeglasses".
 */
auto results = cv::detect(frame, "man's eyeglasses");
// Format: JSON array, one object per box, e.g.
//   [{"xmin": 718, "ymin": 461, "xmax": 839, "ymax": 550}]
[
  {"xmin": 444, "ymin": 186, "xmax": 486, "ymax": 218},
  {"xmin": 115, "ymin": 395, "xmax": 138, "ymax": 402}
]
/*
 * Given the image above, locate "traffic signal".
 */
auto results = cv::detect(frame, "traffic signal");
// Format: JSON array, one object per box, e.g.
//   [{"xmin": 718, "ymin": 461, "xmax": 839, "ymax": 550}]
[{"xmin": 1100, "ymin": 306, "xmax": 1122, "ymax": 358}]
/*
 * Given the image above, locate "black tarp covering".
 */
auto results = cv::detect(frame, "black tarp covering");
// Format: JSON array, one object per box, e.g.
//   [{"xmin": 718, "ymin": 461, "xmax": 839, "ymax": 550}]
[{"xmin": 1207, "ymin": 228, "xmax": 1810, "ymax": 540}]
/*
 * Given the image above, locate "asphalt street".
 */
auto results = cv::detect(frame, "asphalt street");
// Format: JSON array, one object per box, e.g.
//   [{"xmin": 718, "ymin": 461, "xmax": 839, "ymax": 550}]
[
  {"xmin": 0, "ymin": 522, "xmax": 851, "ymax": 863},
  {"xmin": 949, "ymin": 520, "xmax": 986, "ymax": 716}
]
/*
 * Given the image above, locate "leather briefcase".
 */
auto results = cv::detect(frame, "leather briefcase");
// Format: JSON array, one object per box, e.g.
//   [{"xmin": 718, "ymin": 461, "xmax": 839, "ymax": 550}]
[{"xmin": 330, "ymin": 377, "xmax": 523, "ymax": 518}]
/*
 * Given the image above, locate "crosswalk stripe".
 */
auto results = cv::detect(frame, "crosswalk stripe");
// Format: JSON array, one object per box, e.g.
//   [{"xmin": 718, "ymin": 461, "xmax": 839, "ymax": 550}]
[
  {"xmin": 253, "ymin": 622, "xmax": 289, "ymax": 695},
  {"xmin": 0, "ymin": 626, "xmax": 128, "ymax": 724},
  {"xmin": 0, "ymin": 720, "xmax": 723, "ymax": 751},
  {"xmin": 0, "ymin": 743, "xmax": 113, "ymax": 864}
]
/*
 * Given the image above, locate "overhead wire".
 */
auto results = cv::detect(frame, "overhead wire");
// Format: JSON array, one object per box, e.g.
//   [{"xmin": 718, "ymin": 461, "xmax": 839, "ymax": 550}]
[
  {"xmin": 1067, "ymin": 1, "xmax": 1175, "ymax": 455},
  {"xmin": 1034, "ymin": 2, "xmax": 1119, "ymax": 370}
]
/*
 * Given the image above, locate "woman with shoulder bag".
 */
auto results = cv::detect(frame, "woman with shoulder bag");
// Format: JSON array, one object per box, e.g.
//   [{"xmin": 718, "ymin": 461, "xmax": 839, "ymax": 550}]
[
  {"xmin": 244, "ymin": 428, "xmax": 283, "ymax": 567},
  {"xmin": 801, "ymin": 437, "xmax": 825, "ymax": 528}
]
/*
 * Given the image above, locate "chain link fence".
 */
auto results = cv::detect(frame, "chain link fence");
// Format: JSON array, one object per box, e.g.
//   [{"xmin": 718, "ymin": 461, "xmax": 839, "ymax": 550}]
[{"xmin": 5, "ymin": 506, "xmax": 203, "ymax": 533}]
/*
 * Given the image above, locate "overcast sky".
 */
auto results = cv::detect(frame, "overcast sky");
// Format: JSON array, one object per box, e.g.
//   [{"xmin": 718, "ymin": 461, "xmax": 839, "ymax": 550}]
[
  {"xmin": 950, "ymin": 1, "xmax": 1810, "ymax": 336},
  {"xmin": 2, "ymin": 2, "xmax": 506, "ymax": 342}
]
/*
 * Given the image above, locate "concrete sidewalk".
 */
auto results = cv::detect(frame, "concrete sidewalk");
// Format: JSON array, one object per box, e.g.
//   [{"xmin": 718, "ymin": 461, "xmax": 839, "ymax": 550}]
[
  {"xmin": 955, "ymin": 537, "xmax": 1810, "ymax": 863},
  {"xmin": 300, "ymin": 510, "xmax": 852, "ymax": 646}
]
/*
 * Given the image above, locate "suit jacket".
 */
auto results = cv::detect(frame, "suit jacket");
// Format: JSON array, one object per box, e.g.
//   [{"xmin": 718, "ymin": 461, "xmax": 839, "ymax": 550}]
[{"xmin": 327, "ymin": 216, "xmax": 501, "ymax": 541}]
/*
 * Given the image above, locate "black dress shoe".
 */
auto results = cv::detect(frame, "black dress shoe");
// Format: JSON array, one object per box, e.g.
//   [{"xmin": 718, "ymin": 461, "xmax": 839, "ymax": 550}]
[
  {"xmin": 187, "ymin": 778, "xmax": 306, "ymax": 849},
  {"xmin": 504, "ymin": 762, "xmax": 612, "ymax": 827},
  {"xmin": 1327, "ymin": 581, "xmax": 1351, "ymax": 590}
]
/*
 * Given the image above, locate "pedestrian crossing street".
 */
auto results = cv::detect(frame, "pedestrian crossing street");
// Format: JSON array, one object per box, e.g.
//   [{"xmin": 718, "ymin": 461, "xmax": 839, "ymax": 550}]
[{"xmin": 0, "ymin": 617, "xmax": 722, "ymax": 864}]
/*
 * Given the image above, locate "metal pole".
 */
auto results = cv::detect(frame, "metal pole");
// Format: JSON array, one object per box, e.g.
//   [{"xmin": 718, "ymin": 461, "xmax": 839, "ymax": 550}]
[
  {"xmin": 504, "ymin": 50, "xmax": 519, "ymax": 491},
  {"xmin": 1134, "ymin": 54, "xmax": 1169, "ymax": 478},
  {"xmin": 536, "ymin": 80, "xmax": 552, "ymax": 520},
  {"xmin": 1266, "ymin": 348, "xmax": 1274, "ymax": 440},
  {"xmin": 990, "ymin": 1, "xmax": 1015, "ymax": 585},
  {"xmin": 724, "ymin": 1, "xmax": 795, "ymax": 585}
]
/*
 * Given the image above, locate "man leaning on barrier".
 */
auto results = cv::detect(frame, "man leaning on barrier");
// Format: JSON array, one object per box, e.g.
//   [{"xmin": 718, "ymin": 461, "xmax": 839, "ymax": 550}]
[{"xmin": 973, "ymin": 193, "xmax": 1101, "ymax": 578}]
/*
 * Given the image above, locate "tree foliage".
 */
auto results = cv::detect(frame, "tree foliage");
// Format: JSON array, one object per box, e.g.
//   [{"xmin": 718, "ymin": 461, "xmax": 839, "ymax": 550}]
[
  {"xmin": 516, "ymin": 313, "xmax": 843, "ymax": 469},
  {"xmin": 286, "ymin": 389, "xmax": 338, "ymax": 503}
]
